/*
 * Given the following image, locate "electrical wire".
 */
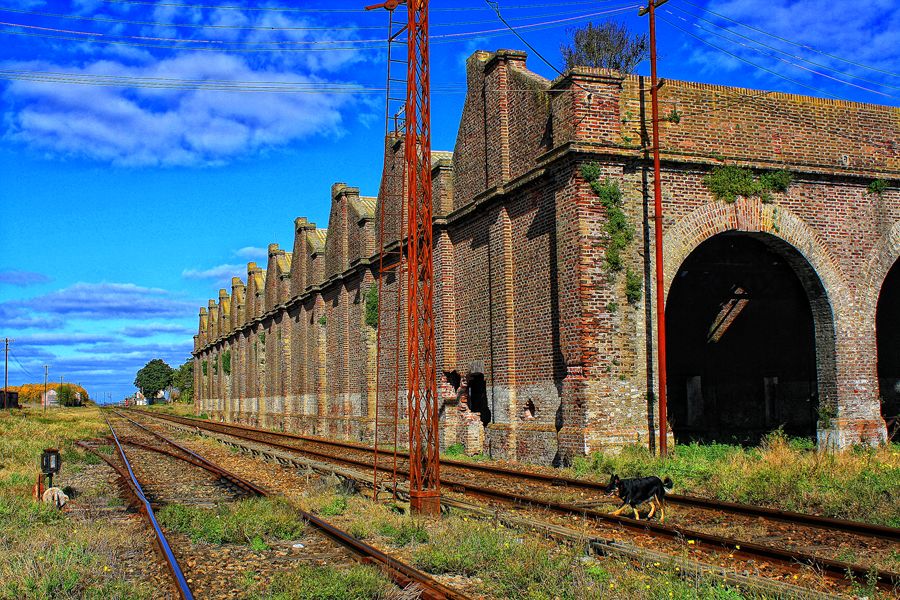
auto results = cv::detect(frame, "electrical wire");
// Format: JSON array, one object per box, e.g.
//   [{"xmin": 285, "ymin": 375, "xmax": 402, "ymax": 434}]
[
  {"xmin": 95, "ymin": 0, "xmax": 630, "ymax": 14},
  {"xmin": 0, "ymin": 7, "xmax": 636, "ymax": 52},
  {"xmin": 658, "ymin": 14, "xmax": 839, "ymax": 100},
  {"xmin": 0, "ymin": 3, "xmax": 627, "ymax": 33},
  {"xmin": 10, "ymin": 352, "xmax": 35, "ymax": 380},
  {"xmin": 664, "ymin": 8, "xmax": 897, "ymax": 100},
  {"xmin": 679, "ymin": 0, "xmax": 900, "ymax": 82}
]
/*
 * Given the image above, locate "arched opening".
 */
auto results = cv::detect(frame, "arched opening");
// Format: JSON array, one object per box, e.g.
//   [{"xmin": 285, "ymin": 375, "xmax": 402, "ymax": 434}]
[
  {"xmin": 665, "ymin": 233, "xmax": 826, "ymax": 444},
  {"xmin": 876, "ymin": 258, "xmax": 900, "ymax": 438}
]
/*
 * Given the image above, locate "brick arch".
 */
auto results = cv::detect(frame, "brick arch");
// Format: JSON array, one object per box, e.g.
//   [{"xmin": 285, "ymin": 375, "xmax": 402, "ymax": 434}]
[
  {"xmin": 858, "ymin": 220, "xmax": 900, "ymax": 328},
  {"xmin": 662, "ymin": 198, "xmax": 850, "ymax": 418}
]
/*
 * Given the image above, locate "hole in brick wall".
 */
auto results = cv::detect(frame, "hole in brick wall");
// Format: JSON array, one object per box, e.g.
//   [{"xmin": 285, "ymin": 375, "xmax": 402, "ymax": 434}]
[
  {"xmin": 666, "ymin": 233, "xmax": 820, "ymax": 445},
  {"xmin": 466, "ymin": 371, "xmax": 492, "ymax": 427},
  {"xmin": 877, "ymin": 258, "xmax": 900, "ymax": 432},
  {"xmin": 523, "ymin": 399, "xmax": 536, "ymax": 420}
]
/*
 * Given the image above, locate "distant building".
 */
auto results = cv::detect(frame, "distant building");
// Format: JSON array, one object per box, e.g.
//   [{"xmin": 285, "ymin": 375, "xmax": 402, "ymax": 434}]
[{"xmin": 42, "ymin": 389, "xmax": 58, "ymax": 408}]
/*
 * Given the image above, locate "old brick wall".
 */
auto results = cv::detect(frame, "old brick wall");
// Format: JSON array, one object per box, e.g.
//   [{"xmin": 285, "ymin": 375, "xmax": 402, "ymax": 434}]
[{"xmin": 195, "ymin": 49, "xmax": 896, "ymax": 462}]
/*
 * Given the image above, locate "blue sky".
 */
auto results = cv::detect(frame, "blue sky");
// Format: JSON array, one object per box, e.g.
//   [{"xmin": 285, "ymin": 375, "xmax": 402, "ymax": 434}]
[{"xmin": 1, "ymin": 0, "xmax": 898, "ymax": 403}]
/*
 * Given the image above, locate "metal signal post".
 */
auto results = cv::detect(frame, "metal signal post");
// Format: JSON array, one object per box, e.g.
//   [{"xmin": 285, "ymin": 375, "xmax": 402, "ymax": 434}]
[{"xmin": 368, "ymin": 0, "xmax": 440, "ymax": 515}]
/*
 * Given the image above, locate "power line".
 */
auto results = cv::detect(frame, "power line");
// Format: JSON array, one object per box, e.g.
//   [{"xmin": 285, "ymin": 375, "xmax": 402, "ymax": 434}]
[
  {"xmin": 96, "ymin": 0, "xmax": 624, "ymax": 14},
  {"xmin": 0, "ymin": 7, "xmax": 636, "ymax": 52},
  {"xmin": 663, "ymin": 9, "xmax": 897, "ymax": 100},
  {"xmin": 658, "ymin": 14, "xmax": 839, "ymax": 100},
  {"xmin": 10, "ymin": 352, "xmax": 35, "ymax": 380},
  {"xmin": 678, "ymin": 0, "xmax": 900, "ymax": 82},
  {"xmin": 0, "ymin": 3, "xmax": 625, "ymax": 32}
]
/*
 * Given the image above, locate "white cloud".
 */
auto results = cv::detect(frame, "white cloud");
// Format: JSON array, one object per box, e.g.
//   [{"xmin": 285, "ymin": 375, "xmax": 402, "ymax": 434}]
[
  {"xmin": 675, "ymin": 0, "xmax": 900, "ymax": 96},
  {"xmin": 182, "ymin": 263, "xmax": 244, "ymax": 281},
  {"xmin": 233, "ymin": 246, "xmax": 267, "ymax": 260},
  {"xmin": 2, "ymin": 52, "xmax": 360, "ymax": 166}
]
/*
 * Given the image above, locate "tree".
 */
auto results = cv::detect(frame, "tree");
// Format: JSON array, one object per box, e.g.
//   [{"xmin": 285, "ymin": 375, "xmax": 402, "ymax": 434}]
[
  {"xmin": 56, "ymin": 384, "xmax": 82, "ymax": 407},
  {"xmin": 171, "ymin": 360, "xmax": 194, "ymax": 404},
  {"xmin": 134, "ymin": 359, "xmax": 174, "ymax": 402},
  {"xmin": 561, "ymin": 21, "xmax": 648, "ymax": 73}
]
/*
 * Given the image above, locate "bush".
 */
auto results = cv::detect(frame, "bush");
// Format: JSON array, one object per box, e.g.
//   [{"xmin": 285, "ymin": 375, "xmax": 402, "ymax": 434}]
[{"xmin": 704, "ymin": 166, "xmax": 793, "ymax": 203}]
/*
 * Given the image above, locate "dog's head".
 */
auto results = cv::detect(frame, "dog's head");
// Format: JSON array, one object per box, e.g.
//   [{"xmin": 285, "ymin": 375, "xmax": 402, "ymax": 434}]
[{"xmin": 604, "ymin": 474, "xmax": 621, "ymax": 496}]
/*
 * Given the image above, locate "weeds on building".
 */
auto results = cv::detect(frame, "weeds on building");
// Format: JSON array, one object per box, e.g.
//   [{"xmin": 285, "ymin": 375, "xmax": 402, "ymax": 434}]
[
  {"xmin": 625, "ymin": 268, "xmax": 642, "ymax": 305},
  {"xmin": 581, "ymin": 164, "xmax": 634, "ymax": 272},
  {"xmin": 222, "ymin": 349, "xmax": 232, "ymax": 376},
  {"xmin": 201, "ymin": 360, "xmax": 208, "ymax": 376},
  {"xmin": 703, "ymin": 165, "xmax": 792, "ymax": 203},
  {"xmin": 365, "ymin": 284, "xmax": 379, "ymax": 328},
  {"xmin": 868, "ymin": 178, "xmax": 888, "ymax": 196}
]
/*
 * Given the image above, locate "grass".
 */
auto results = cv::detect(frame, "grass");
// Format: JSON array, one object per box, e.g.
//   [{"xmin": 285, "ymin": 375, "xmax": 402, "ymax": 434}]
[
  {"xmin": 0, "ymin": 407, "xmax": 154, "ymax": 599},
  {"xmin": 156, "ymin": 497, "xmax": 305, "ymax": 545},
  {"xmin": 251, "ymin": 564, "xmax": 407, "ymax": 600},
  {"xmin": 412, "ymin": 515, "xmax": 760, "ymax": 600},
  {"xmin": 568, "ymin": 431, "xmax": 900, "ymax": 527}
]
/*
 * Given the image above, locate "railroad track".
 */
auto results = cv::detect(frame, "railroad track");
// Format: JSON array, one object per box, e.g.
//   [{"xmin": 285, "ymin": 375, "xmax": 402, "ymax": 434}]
[
  {"xmin": 133, "ymin": 409, "xmax": 900, "ymax": 594},
  {"xmin": 88, "ymin": 410, "xmax": 469, "ymax": 600}
]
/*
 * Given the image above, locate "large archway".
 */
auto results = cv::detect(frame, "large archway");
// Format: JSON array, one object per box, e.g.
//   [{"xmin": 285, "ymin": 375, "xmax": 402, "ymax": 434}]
[
  {"xmin": 877, "ymin": 258, "xmax": 900, "ymax": 437},
  {"xmin": 665, "ymin": 232, "xmax": 825, "ymax": 444}
]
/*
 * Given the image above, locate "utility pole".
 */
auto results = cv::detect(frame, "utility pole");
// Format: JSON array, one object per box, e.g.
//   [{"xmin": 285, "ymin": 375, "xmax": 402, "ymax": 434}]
[
  {"xmin": 640, "ymin": 0, "xmax": 669, "ymax": 455},
  {"xmin": 3, "ymin": 338, "xmax": 11, "ymax": 410},
  {"xmin": 43, "ymin": 365, "xmax": 49, "ymax": 413}
]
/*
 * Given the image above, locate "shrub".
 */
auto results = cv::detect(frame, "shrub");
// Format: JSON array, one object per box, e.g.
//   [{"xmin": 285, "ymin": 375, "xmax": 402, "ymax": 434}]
[
  {"xmin": 704, "ymin": 166, "xmax": 793, "ymax": 203},
  {"xmin": 868, "ymin": 178, "xmax": 888, "ymax": 196}
]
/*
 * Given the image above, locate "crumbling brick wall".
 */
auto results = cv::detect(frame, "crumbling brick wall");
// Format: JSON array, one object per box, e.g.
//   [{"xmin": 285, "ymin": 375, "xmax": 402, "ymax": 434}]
[{"xmin": 194, "ymin": 49, "xmax": 896, "ymax": 463}]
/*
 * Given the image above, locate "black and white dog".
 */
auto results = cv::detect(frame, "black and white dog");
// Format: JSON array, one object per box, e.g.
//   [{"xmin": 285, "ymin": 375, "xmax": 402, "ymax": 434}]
[{"xmin": 605, "ymin": 474, "xmax": 674, "ymax": 522}]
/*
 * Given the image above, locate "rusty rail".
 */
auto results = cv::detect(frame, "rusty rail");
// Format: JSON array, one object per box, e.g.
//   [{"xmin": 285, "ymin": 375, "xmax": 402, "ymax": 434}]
[
  {"xmin": 133, "ymin": 410, "xmax": 900, "ymax": 590},
  {"xmin": 137, "ymin": 409, "xmax": 900, "ymax": 541},
  {"xmin": 113, "ymin": 410, "xmax": 469, "ymax": 600},
  {"xmin": 85, "ymin": 418, "xmax": 195, "ymax": 600}
]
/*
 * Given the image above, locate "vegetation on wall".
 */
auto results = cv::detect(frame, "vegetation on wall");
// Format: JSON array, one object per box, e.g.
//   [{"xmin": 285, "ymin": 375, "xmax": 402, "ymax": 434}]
[
  {"xmin": 201, "ymin": 360, "xmax": 208, "ymax": 376},
  {"xmin": 581, "ymin": 163, "xmax": 642, "ymax": 306},
  {"xmin": 365, "ymin": 284, "xmax": 379, "ymax": 328},
  {"xmin": 703, "ymin": 165, "xmax": 792, "ymax": 203},
  {"xmin": 258, "ymin": 330, "xmax": 266, "ymax": 344},
  {"xmin": 222, "ymin": 349, "xmax": 232, "ymax": 376},
  {"xmin": 318, "ymin": 315, "xmax": 327, "ymax": 327},
  {"xmin": 868, "ymin": 178, "xmax": 888, "ymax": 196}
]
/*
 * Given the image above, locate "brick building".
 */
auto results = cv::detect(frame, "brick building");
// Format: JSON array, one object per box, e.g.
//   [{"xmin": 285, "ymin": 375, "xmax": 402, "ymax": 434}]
[{"xmin": 193, "ymin": 49, "xmax": 896, "ymax": 464}]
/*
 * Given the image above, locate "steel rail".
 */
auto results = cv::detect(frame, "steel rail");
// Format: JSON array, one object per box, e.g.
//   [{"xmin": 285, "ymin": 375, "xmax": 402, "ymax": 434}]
[
  {"xmin": 132, "ymin": 410, "xmax": 900, "ymax": 590},
  {"xmin": 100, "ymin": 418, "xmax": 195, "ymax": 600},
  {"xmin": 111, "ymin": 410, "xmax": 267, "ymax": 496},
  {"xmin": 134, "ymin": 410, "xmax": 900, "ymax": 541},
  {"xmin": 117, "ymin": 411, "xmax": 470, "ymax": 600}
]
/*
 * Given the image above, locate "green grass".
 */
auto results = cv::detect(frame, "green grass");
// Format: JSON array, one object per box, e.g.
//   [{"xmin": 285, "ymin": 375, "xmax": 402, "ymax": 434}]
[
  {"xmin": 316, "ymin": 495, "xmax": 347, "ymax": 517},
  {"xmin": 412, "ymin": 516, "xmax": 758, "ymax": 600},
  {"xmin": 156, "ymin": 498, "xmax": 305, "ymax": 545},
  {"xmin": 376, "ymin": 519, "xmax": 429, "ymax": 547},
  {"xmin": 0, "ymin": 408, "xmax": 153, "ymax": 598},
  {"xmin": 568, "ymin": 432, "xmax": 900, "ymax": 527},
  {"xmin": 253, "ymin": 565, "xmax": 401, "ymax": 600}
]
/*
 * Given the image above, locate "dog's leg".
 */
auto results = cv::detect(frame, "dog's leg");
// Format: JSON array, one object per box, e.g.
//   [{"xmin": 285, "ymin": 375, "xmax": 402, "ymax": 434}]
[
  {"xmin": 647, "ymin": 497, "xmax": 657, "ymax": 519},
  {"xmin": 632, "ymin": 505, "xmax": 640, "ymax": 520},
  {"xmin": 611, "ymin": 503, "xmax": 628, "ymax": 516},
  {"xmin": 659, "ymin": 500, "xmax": 666, "ymax": 523}
]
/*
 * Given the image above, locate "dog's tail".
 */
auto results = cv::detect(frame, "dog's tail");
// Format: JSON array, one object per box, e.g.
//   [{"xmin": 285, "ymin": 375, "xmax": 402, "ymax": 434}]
[{"xmin": 662, "ymin": 477, "xmax": 674, "ymax": 492}]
